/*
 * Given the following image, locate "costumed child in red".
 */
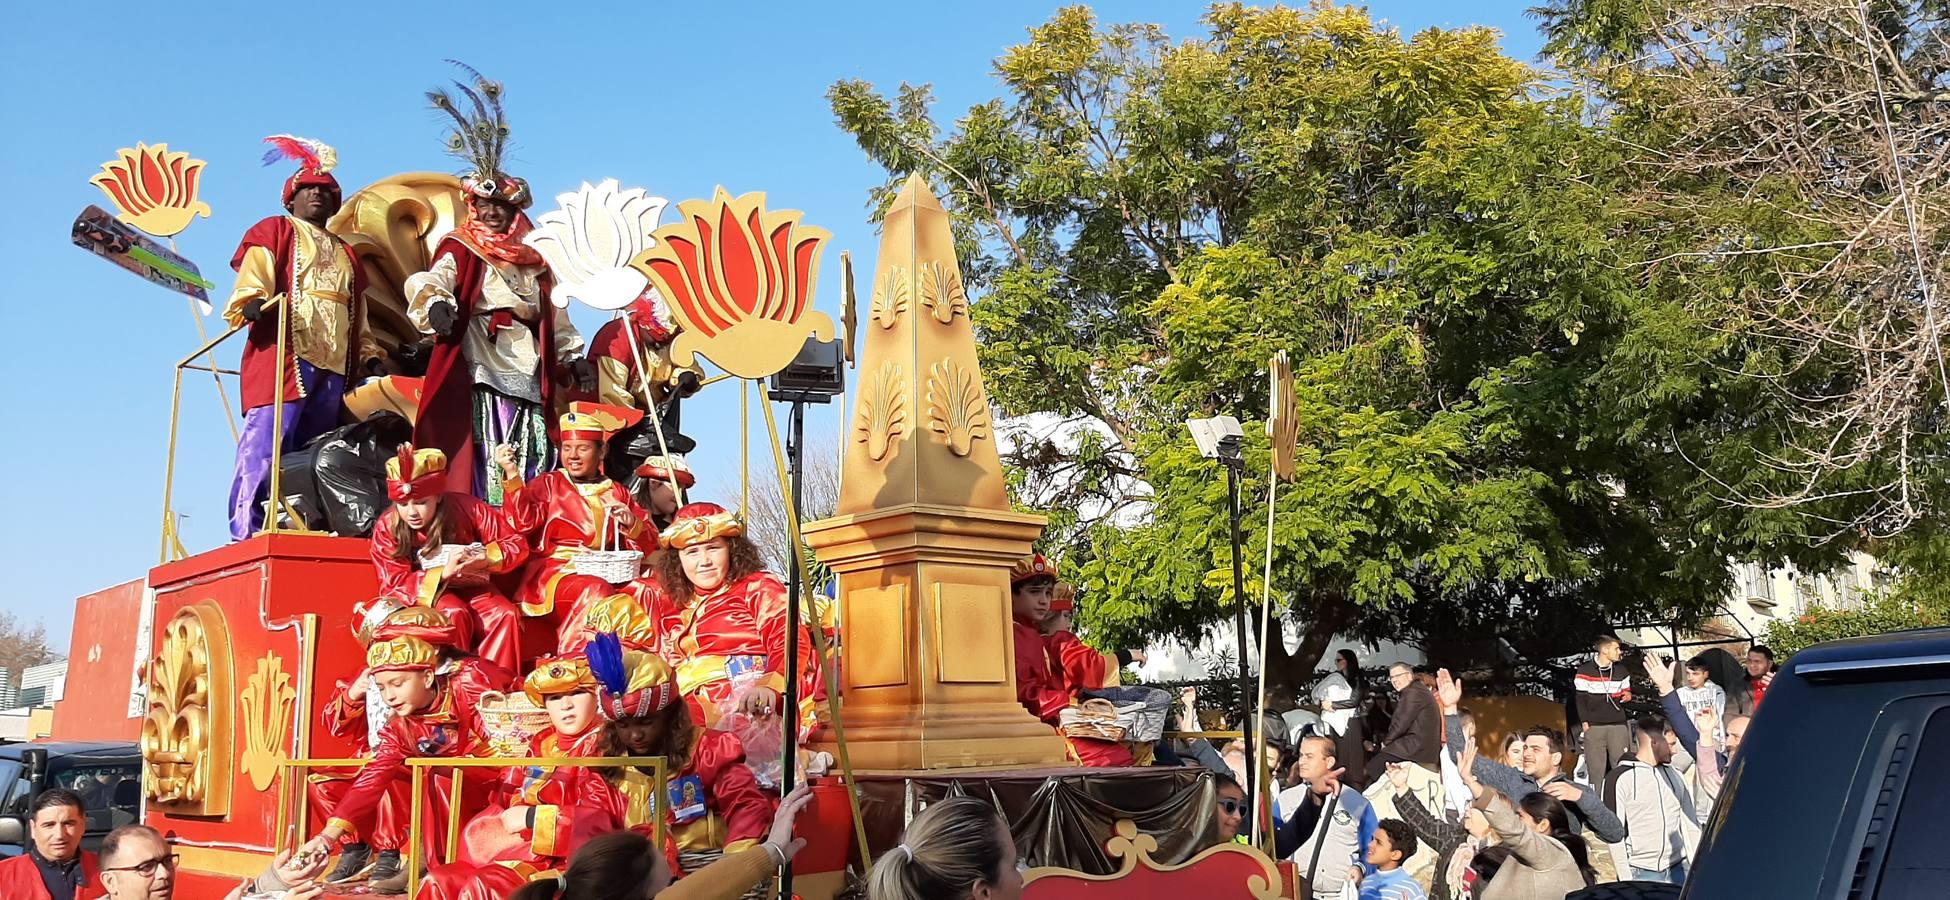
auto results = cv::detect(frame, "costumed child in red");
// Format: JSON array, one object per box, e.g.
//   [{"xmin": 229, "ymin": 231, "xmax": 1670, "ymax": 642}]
[
  {"xmin": 502, "ymin": 401, "xmax": 657, "ymax": 655},
  {"xmin": 309, "ymin": 606, "xmax": 459, "ymax": 888},
  {"xmin": 646, "ymin": 503, "xmax": 820, "ymax": 740},
  {"xmin": 301, "ymin": 630, "xmax": 513, "ymax": 891},
  {"xmin": 222, "ymin": 134, "xmax": 383, "ymax": 541},
  {"xmin": 416, "ymin": 654, "xmax": 625, "ymax": 900},
  {"xmin": 406, "ymin": 63, "xmax": 591, "ymax": 504},
  {"xmin": 583, "ymin": 633, "xmax": 776, "ymax": 879},
  {"xmin": 1010, "ymin": 555, "xmax": 1131, "ymax": 767},
  {"xmin": 367, "ymin": 444, "xmax": 527, "ymax": 674},
  {"xmin": 1042, "ymin": 583, "xmax": 1124, "ymax": 693}
]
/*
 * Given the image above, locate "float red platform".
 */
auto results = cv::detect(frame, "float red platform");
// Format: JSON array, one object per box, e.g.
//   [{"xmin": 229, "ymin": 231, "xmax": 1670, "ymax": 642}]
[{"xmin": 140, "ymin": 533, "xmax": 373, "ymax": 899}]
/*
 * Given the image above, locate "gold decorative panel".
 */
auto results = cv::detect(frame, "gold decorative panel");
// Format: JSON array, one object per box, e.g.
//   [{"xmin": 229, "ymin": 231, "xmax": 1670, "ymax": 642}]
[
  {"xmin": 872, "ymin": 264, "xmax": 909, "ymax": 328},
  {"xmin": 142, "ymin": 602, "xmax": 233, "ymax": 815},
  {"xmin": 843, "ymin": 585, "xmax": 909, "ymax": 688},
  {"xmin": 240, "ymin": 652, "xmax": 296, "ymax": 792},
  {"xmin": 933, "ymin": 582, "xmax": 1008, "ymax": 684},
  {"xmin": 919, "ymin": 261, "xmax": 967, "ymax": 325}
]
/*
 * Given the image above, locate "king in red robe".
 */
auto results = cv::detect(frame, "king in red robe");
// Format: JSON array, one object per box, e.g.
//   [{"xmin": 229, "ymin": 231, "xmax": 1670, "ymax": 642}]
[
  {"xmin": 367, "ymin": 444, "xmax": 526, "ymax": 672},
  {"xmin": 504, "ymin": 402, "xmax": 656, "ymax": 657},
  {"xmin": 645, "ymin": 503, "xmax": 819, "ymax": 739},
  {"xmin": 407, "ymin": 69, "xmax": 590, "ymax": 503},
  {"xmin": 223, "ymin": 135, "xmax": 381, "ymax": 540},
  {"xmin": 417, "ymin": 653, "xmax": 626, "ymax": 900}
]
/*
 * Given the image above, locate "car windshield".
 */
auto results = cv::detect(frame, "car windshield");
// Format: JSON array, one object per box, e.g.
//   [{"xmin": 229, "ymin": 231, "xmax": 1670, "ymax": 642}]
[
  {"xmin": 0, "ymin": 761, "xmax": 23, "ymax": 821},
  {"xmin": 55, "ymin": 763, "xmax": 140, "ymax": 831}
]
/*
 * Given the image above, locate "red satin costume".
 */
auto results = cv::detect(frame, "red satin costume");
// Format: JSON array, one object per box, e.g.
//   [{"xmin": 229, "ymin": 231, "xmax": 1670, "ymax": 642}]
[
  {"xmin": 1012, "ymin": 616, "xmax": 1131, "ymax": 768},
  {"xmin": 370, "ymin": 494, "xmax": 528, "ymax": 674},
  {"xmin": 503, "ymin": 471, "xmax": 655, "ymax": 653},
  {"xmin": 646, "ymin": 571, "xmax": 819, "ymax": 734},
  {"xmin": 310, "ymin": 678, "xmax": 410, "ymax": 854},
  {"xmin": 607, "ymin": 729, "xmax": 774, "ymax": 866},
  {"xmin": 322, "ymin": 658, "xmax": 512, "ymax": 859},
  {"xmin": 415, "ymin": 727, "xmax": 624, "ymax": 900}
]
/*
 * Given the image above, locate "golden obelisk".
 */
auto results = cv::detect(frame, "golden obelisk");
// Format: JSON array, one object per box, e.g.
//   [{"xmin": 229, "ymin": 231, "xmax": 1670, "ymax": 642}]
[{"xmin": 803, "ymin": 175, "xmax": 1069, "ymax": 769}]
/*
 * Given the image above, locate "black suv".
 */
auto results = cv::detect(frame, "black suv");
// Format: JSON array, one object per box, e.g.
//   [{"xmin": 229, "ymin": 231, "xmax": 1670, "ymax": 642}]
[
  {"xmin": 1575, "ymin": 626, "xmax": 1949, "ymax": 898},
  {"xmin": 0, "ymin": 741, "xmax": 141, "ymax": 857}
]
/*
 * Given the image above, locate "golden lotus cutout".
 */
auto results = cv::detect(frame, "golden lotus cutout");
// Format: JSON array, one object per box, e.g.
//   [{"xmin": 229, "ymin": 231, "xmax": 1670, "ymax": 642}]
[
  {"xmin": 919, "ymin": 261, "xmax": 967, "ymax": 325},
  {"xmin": 630, "ymin": 188, "xmax": 835, "ymax": 379},
  {"xmin": 925, "ymin": 357, "xmax": 991, "ymax": 456},
  {"xmin": 855, "ymin": 361, "xmax": 910, "ymax": 461},
  {"xmin": 872, "ymin": 264, "xmax": 910, "ymax": 329},
  {"xmin": 240, "ymin": 652, "xmax": 296, "ymax": 792},
  {"xmin": 90, "ymin": 143, "xmax": 213, "ymax": 238},
  {"xmin": 142, "ymin": 602, "xmax": 233, "ymax": 815}
]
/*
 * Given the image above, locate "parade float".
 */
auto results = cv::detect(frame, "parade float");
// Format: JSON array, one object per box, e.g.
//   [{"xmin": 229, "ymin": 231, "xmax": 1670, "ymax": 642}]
[{"xmin": 56, "ymin": 80, "xmax": 1305, "ymax": 900}]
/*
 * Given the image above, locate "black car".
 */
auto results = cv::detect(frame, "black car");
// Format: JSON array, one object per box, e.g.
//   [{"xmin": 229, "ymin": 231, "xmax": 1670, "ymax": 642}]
[
  {"xmin": 0, "ymin": 741, "xmax": 141, "ymax": 857},
  {"xmin": 1575, "ymin": 626, "xmax": 1949, "ymax": 899}
]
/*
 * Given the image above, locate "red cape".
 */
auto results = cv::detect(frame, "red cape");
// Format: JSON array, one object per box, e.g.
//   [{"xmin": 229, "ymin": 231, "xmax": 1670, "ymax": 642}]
[
  {"xmin": 412, "ymin": 235, "xmax": 561, "ymax": 495},
  {"xmin": 229, "ymin": 215, "xmax": 370, "ymax": 410}
]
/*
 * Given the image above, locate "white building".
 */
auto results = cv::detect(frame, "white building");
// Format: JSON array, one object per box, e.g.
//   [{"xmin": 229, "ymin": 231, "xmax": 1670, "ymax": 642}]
[
  {"xmin": 0, "ymin": 666, "xmax": 14, "ymax": 709},
  {"xmin": 14, "ymin": 660, "xmax": 68, "ymax": 709}
]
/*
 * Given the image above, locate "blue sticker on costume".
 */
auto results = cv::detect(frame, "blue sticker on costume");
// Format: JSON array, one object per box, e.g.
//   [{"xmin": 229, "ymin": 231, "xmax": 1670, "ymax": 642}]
[
  {"xmin": 669, "ymin": 775, "xmax": 707, "ymax": 824},
  {"xmin": 724, "ymin": 656, "xmax": 765, "ymax": 683}
]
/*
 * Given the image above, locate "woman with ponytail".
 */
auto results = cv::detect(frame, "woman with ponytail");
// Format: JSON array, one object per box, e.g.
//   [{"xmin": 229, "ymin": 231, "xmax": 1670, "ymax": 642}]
[
  {"xmin": 508, "ymin": 784, "xmax": 812, "ymax": 900},
  {"xmin": 1455, "ymin": 743, "xmax": 1589, "ymax": 900},
  {"xmin": 866, "ymin": 796, "xmax": 1021, "ymax": 900}
]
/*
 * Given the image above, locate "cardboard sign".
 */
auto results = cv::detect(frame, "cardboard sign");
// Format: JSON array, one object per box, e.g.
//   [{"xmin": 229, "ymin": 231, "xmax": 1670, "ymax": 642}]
[{"xmin": 71, "ymin": 204, "xmax": 214, "ymax": 312}]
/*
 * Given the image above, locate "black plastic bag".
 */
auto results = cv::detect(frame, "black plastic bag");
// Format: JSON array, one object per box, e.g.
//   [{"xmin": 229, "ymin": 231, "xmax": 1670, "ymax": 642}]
[{"xmin": 276, "ymin": 412, "xmax": 414, "ymax": 537}]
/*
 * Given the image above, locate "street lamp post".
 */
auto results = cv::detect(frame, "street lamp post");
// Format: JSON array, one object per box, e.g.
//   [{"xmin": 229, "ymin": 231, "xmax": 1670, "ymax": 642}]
[{"xmin": 1188, "ymin": 416, "xmax": 1256, "ymax": 837}]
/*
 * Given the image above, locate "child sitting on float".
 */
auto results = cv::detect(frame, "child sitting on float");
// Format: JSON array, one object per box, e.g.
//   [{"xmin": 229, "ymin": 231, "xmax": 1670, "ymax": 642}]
[
  {"xmin": 646, "ymin": 503, "xmax": 819, "ymax": 740},
  {"xmin": 1009, "ymin": 554, "xmax": 1131, "ymax": 767},
  {"xmin": 301, "ymin": 620, "xmax": 513, "ymax": 891},
  {"xmin": 417, "ymin": 653, "xmax": 626, "ymax": 900},
  {"xmin": 582, "ymin": 632, "xmax": 776, "ymax": 878},
  {"xmin": 366, "ymin": 443, "xmax": 527, "ymax": 674},
  {"xmin": 313, "ymin": 605, "xmax": 492, "ymax": 889}
]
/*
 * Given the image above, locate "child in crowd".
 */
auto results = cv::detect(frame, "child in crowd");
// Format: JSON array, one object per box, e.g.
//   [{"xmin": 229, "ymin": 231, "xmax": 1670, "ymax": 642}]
[{"xmin": 1352, "ymin": 819, "xmax": 1426, "ymax": 900}]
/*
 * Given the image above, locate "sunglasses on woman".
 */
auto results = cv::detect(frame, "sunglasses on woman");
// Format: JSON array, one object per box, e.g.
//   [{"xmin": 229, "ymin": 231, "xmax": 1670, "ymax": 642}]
[{"xmin": 1217, "ymin": 799, "xmax": 1244, "ymax": 815}]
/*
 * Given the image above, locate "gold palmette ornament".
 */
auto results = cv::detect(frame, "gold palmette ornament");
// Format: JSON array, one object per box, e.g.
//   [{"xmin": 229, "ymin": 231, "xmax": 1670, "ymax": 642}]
[
  {"xmin": 142, "ymin": 602, "xmax": 233, "ymax": 815},
  {"xmin": 1268, "ymin": 350, "xmax": 1298, "ymax": 481}
]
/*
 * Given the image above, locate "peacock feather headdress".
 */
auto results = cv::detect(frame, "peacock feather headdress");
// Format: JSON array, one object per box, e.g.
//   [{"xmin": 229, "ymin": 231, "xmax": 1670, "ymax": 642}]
[{"xmin": 427, "ymin": 60, "xmax": 530, "ymax": 208}]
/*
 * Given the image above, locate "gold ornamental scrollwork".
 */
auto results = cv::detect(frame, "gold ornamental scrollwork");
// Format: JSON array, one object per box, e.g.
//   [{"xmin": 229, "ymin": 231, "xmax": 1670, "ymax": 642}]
[
  {"xmin": 919, "ymin": 261, "xmax": 967, "ymax": 325},
  {"xmin": 871, "ymin": 265, "xmax": 910, "ymax": 329},
  {"xmin": 924, "ymin": 357, "xmax": 991, "ymax": 456},
  {"xmin": 854, "ymin": 361, "xmax": 910, "ymax": 461},
  {"xmin": 142, "ymin": 601, "xmax": 233, "ymax": 815},
  {"xmin": 240, "ymin": 652, "xmax": 296, "ymax": 792}
]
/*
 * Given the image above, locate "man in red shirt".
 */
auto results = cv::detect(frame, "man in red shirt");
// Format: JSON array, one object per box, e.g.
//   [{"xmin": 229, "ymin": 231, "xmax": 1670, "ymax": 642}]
[
  {"xmin": 1010, "ymin": 554, "xmax": 1130, "ymax": 767},
  {"xmin": 0, "ymin": 790, "xmax": 104, "ymax": 900}
]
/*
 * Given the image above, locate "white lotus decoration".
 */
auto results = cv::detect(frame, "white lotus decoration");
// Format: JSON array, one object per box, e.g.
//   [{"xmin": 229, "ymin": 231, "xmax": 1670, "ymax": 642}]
[{"xmin": 524, "ymin": 178, "xmax": 669, "ymax": 310}]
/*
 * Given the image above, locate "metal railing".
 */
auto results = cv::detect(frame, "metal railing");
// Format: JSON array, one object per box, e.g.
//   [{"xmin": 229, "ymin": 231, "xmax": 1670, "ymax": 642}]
[{"xmin": 277, "ymin": 754, "xmax": 669, "ymax": 892}]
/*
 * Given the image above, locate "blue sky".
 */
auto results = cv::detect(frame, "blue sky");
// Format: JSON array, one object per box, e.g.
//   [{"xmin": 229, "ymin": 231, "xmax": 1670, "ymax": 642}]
[{"xmin": 0, "ymin": 2, "xmax": 1543, "ymax": 654}]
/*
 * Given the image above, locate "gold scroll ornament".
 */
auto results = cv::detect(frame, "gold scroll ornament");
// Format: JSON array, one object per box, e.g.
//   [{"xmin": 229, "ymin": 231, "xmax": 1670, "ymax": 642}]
[
  {"xmin": 142, "ymin": 602, "xmax": 233, "ymax": 815},
  {"xmin": 240, "ymin": 653, "xmax": 296, "ymax": 791}
]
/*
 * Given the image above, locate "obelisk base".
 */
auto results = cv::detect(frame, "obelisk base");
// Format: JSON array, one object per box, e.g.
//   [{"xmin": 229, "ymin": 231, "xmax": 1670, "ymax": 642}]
[{"xmin": 805, "ymin": 504, "xmax": 1071, "ymax": 771}]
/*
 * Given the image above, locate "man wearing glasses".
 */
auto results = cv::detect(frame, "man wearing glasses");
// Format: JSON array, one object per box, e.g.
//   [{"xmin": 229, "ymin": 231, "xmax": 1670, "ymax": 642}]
[{"xmin": 97, "ymin": 826, "xmax": 328, "ymax": 900}]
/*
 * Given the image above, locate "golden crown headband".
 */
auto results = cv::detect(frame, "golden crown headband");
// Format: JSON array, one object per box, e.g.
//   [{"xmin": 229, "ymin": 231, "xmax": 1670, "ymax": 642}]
[{"xmin": 659, "ymin": 510, "xmax": 745, "ymax": 549}]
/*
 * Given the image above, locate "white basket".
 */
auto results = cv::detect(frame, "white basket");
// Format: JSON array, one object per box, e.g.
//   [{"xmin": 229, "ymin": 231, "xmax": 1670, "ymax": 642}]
[
  {"xmin": 571, "ymin": 549, "xmax": 644, "ymax": 584},
  {"xmin": 1059, "ymin": 699, "xmax": 1130, "ymax": 742}
]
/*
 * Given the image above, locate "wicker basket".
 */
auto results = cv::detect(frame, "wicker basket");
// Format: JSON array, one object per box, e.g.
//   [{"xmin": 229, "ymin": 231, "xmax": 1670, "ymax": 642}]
[
  {"xmin": 570, "ymin": 549, "xmax": 644, "ymax": 584},
  {"xmin": 477, "ymin": 692, "xmax": 550, "ymax": 757},
  {"xmin": 1059, "ymin": 698, "xmax": 1130, "ymax": 743},
  {"xmin": 570, "ymin": 510, "xmax": 644, "ymax": 584}
]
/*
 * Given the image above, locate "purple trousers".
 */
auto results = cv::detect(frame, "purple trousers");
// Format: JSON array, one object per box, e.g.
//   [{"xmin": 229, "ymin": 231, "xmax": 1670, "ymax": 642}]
[{"xmin": 228, "ymin": 361, "xmax": 345, "ymax": 540}]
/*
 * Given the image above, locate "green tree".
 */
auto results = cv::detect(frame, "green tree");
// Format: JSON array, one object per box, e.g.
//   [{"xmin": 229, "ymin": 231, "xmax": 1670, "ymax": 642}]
[{"xmin": 829, "ymin": 3, "xmax": 1789, "ymax": 691}]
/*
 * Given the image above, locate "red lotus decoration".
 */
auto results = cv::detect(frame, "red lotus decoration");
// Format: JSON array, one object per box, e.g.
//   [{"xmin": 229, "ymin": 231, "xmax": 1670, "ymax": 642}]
[
  {"xmin": 90, "ymin": 143, "xmax": 213, "ymax": 238},
  {"xmin": 630, "ymin": 187, "xmax": 835, "ymax": 379}
]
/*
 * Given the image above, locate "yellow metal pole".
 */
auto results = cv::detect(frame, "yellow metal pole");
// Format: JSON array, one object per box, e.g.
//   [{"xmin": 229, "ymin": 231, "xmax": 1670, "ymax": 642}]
[
  {"xmin": 445, "ymin": 764, "xmax": 464, "ymax": 864},
  {"xmin": 159, "ymin": 367, "xmax": 185, "ymax": 564},
  {"xmin": 262, "ymin": 292, "xmax": 290, "ymax": 536},
  {"xmin": 186, "ymin": 295, "xmax": 242, "ymax": 443},
  {"xmin": 1253, "ymin": 474, "xmax": 1279, "ymax": 853},
  {"xmin": 619, "ymin": 315, "xmax": 684, "ymax": 497},
  {"xmin": 740, "ymin": 379, "xmax": 750, "ymax": 517},
  {"xmin": 408, "ymin": 765, "xmax": 425, "ymax": 891},
  {"xmin": 758, "ymin": 386, "xmax": 873, "ymax": 874}
]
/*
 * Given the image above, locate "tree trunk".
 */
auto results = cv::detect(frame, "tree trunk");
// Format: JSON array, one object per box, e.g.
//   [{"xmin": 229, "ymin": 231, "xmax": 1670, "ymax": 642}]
[{"xmin": 1261, "ymin": 592, "xmax": 1356, "ymax": 701}]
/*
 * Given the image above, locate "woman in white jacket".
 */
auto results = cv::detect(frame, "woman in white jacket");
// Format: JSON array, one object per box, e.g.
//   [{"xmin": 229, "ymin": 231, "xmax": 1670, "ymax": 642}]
[
  {"xmin": 1602, "ymin": 712, "xmax": 1701, "ymax": 884},
  {"xmin": 1312, "ymin": 649, "xmax": 1367, "ymax": 786}
]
